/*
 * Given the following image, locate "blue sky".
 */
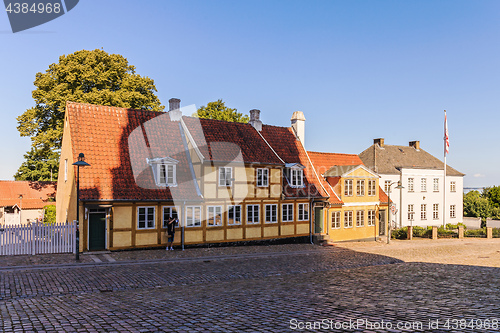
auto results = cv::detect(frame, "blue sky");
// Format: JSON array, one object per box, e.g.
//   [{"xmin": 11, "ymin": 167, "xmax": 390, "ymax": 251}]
[{"xmin": 1, "ymin": 0, "xmax": 499, "ymax": 187}]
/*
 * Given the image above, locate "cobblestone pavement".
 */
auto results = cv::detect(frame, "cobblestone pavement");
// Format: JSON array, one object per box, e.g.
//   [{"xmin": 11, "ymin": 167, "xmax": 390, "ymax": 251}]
[{"xmin": 1, "ymin": 242, "xmax": 500, "ymax": 332}]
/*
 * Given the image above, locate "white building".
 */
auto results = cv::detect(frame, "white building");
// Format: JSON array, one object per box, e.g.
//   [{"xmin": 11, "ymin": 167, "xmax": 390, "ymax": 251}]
[{"xmin": 359, "ymin": 139, "xmax": 464, "ymax": 228}]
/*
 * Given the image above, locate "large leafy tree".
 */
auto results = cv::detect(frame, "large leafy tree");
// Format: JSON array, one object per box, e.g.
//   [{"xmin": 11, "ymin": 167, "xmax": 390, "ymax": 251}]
[
  {"xmin": 193, "ymin": 99, "xmax": 249, "ymax": 123},
  {"xmin": 16, "ymin": 49, "xmax": 164, "ymax": 181},
  {"xmin": 463, "ymin": 189, "xmax": 500, "ymax": 222}
]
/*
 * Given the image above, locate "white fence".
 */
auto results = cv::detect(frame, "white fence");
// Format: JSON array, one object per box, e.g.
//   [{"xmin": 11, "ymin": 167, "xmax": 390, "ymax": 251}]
[{"xmin": 0, "ymin": 221, "xmax": 76, "ymax": 256}]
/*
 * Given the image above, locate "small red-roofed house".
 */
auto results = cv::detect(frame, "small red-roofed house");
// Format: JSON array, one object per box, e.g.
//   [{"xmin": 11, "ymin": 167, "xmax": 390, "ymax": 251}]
[
  {"xmin": 307, "ymin": 152, "xmax": 390, "ymax": 242},
  {"xmin": 0, "ymin": 181, "xmax": 56, "ymax": 226}
]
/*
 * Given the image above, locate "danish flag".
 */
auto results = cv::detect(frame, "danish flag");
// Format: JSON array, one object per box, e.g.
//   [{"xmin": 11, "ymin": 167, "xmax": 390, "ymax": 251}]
[{"xmin": 444, "ymin": 111, "xmax": 449, "ymax": 155}]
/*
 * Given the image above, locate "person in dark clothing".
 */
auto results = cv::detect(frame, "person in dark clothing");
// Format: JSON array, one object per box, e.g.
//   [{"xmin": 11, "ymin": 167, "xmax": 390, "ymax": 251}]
[{"xmin": 166, "ymin": 217, "xmax": 177, "ymax": 250}]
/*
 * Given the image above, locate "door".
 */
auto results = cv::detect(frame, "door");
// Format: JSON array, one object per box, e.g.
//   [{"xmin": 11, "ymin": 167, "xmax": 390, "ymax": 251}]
[
  {"xmin": 379, "ymin": 210, "xmax": 386, "ymax": 236},
  {"xmin": 89, "ymin": 212, "xmax": 106, "ymax": 251},
  {"xmin": 314, "ymin": 207, "xmax": 324, "ymax": 233}
]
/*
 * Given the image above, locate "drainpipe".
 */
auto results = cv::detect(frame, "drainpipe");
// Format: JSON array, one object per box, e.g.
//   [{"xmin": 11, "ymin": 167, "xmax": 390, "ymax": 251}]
[
  {"xmin": 182, "ymin": 201, "xmax": 185, "ymax": 251},
  {"xmin": 309, "ymin": 199, "xmax": 314, "ymax": 244}
]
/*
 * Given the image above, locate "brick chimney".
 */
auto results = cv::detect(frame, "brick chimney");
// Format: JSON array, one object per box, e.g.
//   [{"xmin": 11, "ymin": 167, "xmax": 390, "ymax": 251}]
[
  {"xmin": 249, "ymin": 109, "xmax": 262, "ymax": 132},
  {"xmin": 409, "ymin": 141, "xmax": 420, "ymax": 150},
  {"xmin": 291, "ymin": 111, "xmax": 306, "ymax": 147},
  {"xmin": 374, "ymin": 138, "xmax": 384, "ymax": 147},
  {"xmin": 168, "ymin": 98, "xmax": 182, "ymax": 121}
]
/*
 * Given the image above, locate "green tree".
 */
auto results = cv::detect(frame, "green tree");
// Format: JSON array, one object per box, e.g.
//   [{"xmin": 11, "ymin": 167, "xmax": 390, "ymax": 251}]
[
  {"xmin": 463, "ymin": 190, "xmax": 493, "ymax": 220},
  {"xmin": 16, "ymin": 49, "xmax": 164, "ymax": 181},
  {"xmin": 193, "ymin": 99, "xmax": 249, "ymax": 123},
  {"xmin": 483, "ymin": 186, "xmax": 500, "ymax": 208},
  {"xmin": 43, "ymin": 205, "xmax": 56, "ymax": 225}
]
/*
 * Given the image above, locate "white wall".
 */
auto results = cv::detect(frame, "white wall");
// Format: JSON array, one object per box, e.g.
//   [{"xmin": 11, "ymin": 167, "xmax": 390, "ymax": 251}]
[{"xmin": 379, "ymin": 168, "xmax": 463, "ymax": 228}]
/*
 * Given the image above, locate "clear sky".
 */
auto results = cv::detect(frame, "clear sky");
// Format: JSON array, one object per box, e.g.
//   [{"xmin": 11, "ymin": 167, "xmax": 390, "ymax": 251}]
[{"xmin": 1, "ymin": 0, "xmax": 499, "ymax": 188}]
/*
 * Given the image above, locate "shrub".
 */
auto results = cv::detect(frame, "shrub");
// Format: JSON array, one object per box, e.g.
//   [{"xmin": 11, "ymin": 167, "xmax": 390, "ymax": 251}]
[
  {"xmin": 413, "ymin": 226, "xmax": 432, "ymax": 238},
  {"xmin": 437, "ymin": 226, "xmax": 457, "ymax": 238},
  {"xmin": 465, "ymin": 228, "xmax": 486, "ymax": 238},
  {"xmin": 43, "ymin": 205, "xmax": 56, "ymax": 225},
  {"xmin": 445, "ymin": 223, "xmax": 466, "ymax": 230},
  {"xmin": 392, "ymin": 227, "xmax": 408, "ymax": 240}
]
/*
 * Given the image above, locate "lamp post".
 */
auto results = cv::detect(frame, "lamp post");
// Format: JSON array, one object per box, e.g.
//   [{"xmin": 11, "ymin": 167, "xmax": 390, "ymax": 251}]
[
  {"xmin": 387, "ymin": 181, "xmax": 404, "ymax": 244},
  {"xmin": 73, "ymin": 153, "xmax": 90, "ymax": 260}
]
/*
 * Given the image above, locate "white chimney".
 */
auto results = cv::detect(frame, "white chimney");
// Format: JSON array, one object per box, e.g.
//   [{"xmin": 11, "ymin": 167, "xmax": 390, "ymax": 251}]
[
  {"xmin": 291, "ymin": 111, "xmax": 306, "ymax": 147},
  {"xmin": 249, "ymin": 109, "xmax": 262, "ymax": 132},
  {"xmin": 168, "ymin": 98, "xmax": 182, "ymax": 121}
]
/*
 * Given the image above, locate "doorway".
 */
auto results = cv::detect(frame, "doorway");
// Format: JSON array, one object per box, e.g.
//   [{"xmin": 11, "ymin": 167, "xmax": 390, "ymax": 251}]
[
  {"xmin": 379, "ymin": 210, "xmax": 386, "ymax": 236},
  {"xmin": 88, "ymin": 209, "xmax": 106, "ymax": 251}
]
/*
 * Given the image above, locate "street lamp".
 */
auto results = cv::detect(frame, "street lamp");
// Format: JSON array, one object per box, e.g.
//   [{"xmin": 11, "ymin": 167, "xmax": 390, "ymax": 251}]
[
  {"xmin": 387, "ymin": 181, "xmax": 404, "ymax": 244},
  {"xmin": 73, "ymin": 153, "xmax": 90, "ymax": 260}
]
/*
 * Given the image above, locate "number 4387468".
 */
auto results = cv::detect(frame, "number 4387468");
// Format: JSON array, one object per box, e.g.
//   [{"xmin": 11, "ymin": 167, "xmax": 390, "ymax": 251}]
[{"xmin": 5, "ymin": 2, "xmax": 61, "ymax": 14}]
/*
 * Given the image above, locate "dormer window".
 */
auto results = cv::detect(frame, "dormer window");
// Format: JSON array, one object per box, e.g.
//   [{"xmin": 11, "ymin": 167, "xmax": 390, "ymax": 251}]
[
  {"xmin": 147, "ymin": 157, "xmax": 179, "ymax": 187},
  {"xmin": 284, "ymin": 163, "xmax": 305, "ymax": 188}
]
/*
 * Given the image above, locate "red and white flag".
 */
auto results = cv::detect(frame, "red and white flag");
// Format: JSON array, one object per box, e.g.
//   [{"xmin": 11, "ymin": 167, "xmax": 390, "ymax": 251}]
[{"xmin": 444, "ymin": 111, "xmax": 449, "ymax": 155}]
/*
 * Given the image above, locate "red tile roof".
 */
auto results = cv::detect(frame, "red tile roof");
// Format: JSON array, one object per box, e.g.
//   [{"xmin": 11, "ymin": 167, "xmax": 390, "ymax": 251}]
[
  {"xmin": 260, "ymin": 125, "xmax": 326, "ymax": 200},
  {"xmin": 182, "ymin": 117, "xmax": 283, "ymax": 164},
  {"xmin": 0, "ymin": 181, "xmax": 56, "ymax": 209},
  {"xmin": 66, "ymin": 102, "xmax": 201, "ymax": 201}
]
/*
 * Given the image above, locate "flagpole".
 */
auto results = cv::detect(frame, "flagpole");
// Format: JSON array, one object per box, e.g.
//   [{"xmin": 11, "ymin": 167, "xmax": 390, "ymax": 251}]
[{"xmin": 443, "ymin": 110, "xmax": 447, "ymax": 227}]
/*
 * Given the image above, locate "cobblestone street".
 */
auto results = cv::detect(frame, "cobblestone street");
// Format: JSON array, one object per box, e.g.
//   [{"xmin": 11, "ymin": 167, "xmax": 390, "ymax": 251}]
[{"xmin": 1, "ymin": 241, "xmax": 500, "ymax": 332}]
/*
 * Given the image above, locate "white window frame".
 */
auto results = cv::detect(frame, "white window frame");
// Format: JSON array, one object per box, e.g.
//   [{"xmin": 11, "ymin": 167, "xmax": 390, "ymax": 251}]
[
  {"xmin": 64, "ymin": 159, "xmax": 68, "ymax": 182},
  {"xmin": 331, "ymin": 211, "xmax": 341, "ymax": 229},
  {"xmin": 162, "ymin": 206, "xmax": 179, "ymax": 228},
  {"xmin": 256, "ymin": 168, "xmax": 269, "ymax": 187},
  {"xmin": 368, "ymin": 180, "xmax": 376, "ymax": 196},
  {"xmin": 228, "ymin": 205, "xmax": 242, "ymax": 225},
  {"xmin": 282, "ymin": 204, "xmax": 294, "ymax": 222},
  {"xmin": 368, "ymin": 210, "xmax": 376, "ymax": 226},
  {"xmin": 433, "ymin": 204, "xmax": 439, "ymax": 220},
  {"xmin": 246, "ymin": 204, "xmax": 260, "ymax": 224},
  {"xmin": 433, "ymin": 178, "xmax": 439, "ymax": 192},
  {"xmin": 344, "ymin": 179, "xmax": 353, "ymax": 196},
  {"xmin": 450, "ymin": 205, "xmax": 456, "ymax": 218},
  {"xmin": 265, "ymin": 204, "xmax": 278, "ymax": 223},
  {"xmin": 408, "ymin": 204, "xmax": 414, "ymax": 221},
  {"xmin": 384, "ymin": 180, "xmax": 391, "ymax": 193},
  {"xmin": 408, "ymin": 178, "xmax": 414, "ymax": 192},
  {"xmin": 207, "ymin": 206, "xmax": 223, "ymax": 227},
  {"xmin": 344, "ymin": 211, "xmax": 353, "ymax": 228},
  {"xmin": 158, "ymin": 164, "xmax": 176, "ymax": 186},
  {"xmin": 356, "ymin": 210, "xmax": 365, "ymax": 227},
  {"xmin": 450, "ymin": 181, "xmax": 456, "ymax": 192},
  {"xmin": 137, "ymin": 206, "xmax": 155, "ymax": 229},
  {"xmin": 298, "ymin": 203, "xmax": 309, "ymax": 221},
  {"xmin": 356, "ymin": 180, "xmax": 365, "ymax": 196},
  {"xmin": 219, "ymin": 167, "xmax": 233, "ymax": 187},
  {"xmin": 421, "ymin": 204, "xmax": 427, "ymax": 220},
  {"xmin": 185, "ymin": 206, "xmax": 201, "ymax": 227},
  {"xmin": 421, "ymin": 178, "xmax": 427, "ymax": 192},
  {"xmin": 291, "ymin": 169, "xmax": 304, "ymax": 187}
]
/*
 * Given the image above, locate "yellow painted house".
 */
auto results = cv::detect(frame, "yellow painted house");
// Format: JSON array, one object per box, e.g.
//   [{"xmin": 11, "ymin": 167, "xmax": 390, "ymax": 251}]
[
  {"xmin": 307, "ymin": 152, "xmax": 389, "ymax": 242},
  {"xmin": 56, "ymin": 100, "xmax": 327, "ymax": 251}
]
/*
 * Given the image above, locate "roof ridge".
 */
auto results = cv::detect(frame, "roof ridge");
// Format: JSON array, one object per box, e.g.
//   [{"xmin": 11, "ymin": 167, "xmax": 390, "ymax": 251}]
[{"xmin": 307, "ymin": 151, "xmax": 359, "ymax": 157}]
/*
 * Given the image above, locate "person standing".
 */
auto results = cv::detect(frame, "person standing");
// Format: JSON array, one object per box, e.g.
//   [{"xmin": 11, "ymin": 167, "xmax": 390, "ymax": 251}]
[{"xmin": 166, "ymin": 217, "xmax": 177, "ymax": 250}]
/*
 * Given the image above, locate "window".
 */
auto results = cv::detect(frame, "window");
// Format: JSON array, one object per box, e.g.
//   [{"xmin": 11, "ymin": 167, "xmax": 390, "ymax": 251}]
[
  {"xmin": 298, "ymin": 203, "xmax": 309, "ymax": 221},
  {"xmin": 331, "ymin": 211, "xmax": 341, "ymax": 229},
  {"xmin": 257, "ymin": 168, "xmax": 269, "ymax": 187},
  {"xmin": 433, "ymin": 204, "xmax": 439, "ymax": 220},
  {"xmin": 450, "ymin": 205, "xmax": 456, "ymax": 218},
  {"xmin": 356, "ymin": 210, "xmax": 365, "ymax": 227},
  {"xmin": 162, "ymin": 206, "xmax": 179, "ymax": 228},
  {"xmin": 207, "ymin": 206, "xmax": 223, "ymax": 226},
  {"xmin": 290, "ymin": 169, "xmax": 304, "ymax": 187},
  {"xmin": 138, "ymin": 207, "xmax": 155, "ymax": 229},
  {"xmin": 64, "ymin": 159, "xmax": 68, "ymax": 182},
  {"xmin": 433, "ymin": 178, "xmax": 439, "ymax": 192},
  {"xmin": 344, "ymin": 179, "xmax": 353, "ymax": 196},
  {"xmin": 219, "ymin": 167, "xmax": 233, "ymax": 186},
  {"xmin": 421, "ymin": 178, "xmax": 427, "ymax": 192},
  {"xmin": 344, "ymin": 211, "xmax": 353, "ymax": 228},
  {"xmin": 368, "ymin": 180, "xmax": 376, "ymax": 196},
  {"xmin": 159, "ymin": 164, "xmax": 176, "ymax": 186},
  {"xmin": 246, "ymin": 205, "xmax": 260, "ymax": 224},
  {"xmin": 282, "ymin": 204, "xmax": 294, "ymax": 222},
  {"xmin": 408, "ymin": 178, "xmax": 414, "ymax": 192},
  {"xmin": 407, "ymin": 204, "xmax": 414, "ymax": 221},
  {"xmin": 450, "ymin": 181, "xmax": 456, "ymax": 192},
  {"xmin": 421, "ymin": 204, "xmax": 427, "ymax": 220},
  {"xmin": 186, "ymin": 206, "xmax": 201, "ymax": 227},
  {"xmin": 384, "ymin": 180, "xmax": 391, "ymax": 193},
  {"xmin": 265, "ymin": 204, "xmax": 277, "ymax": 223},
  {"xmin": 147, "ymin": 157, "xmax": 178, "ymax": 187},
  {"xmin": 356, "ymin": 180, "xmax": 365, "ymax": 196},
  {"xmin": 368, "ymin": 210, "xmax": 376, "ymax": 226},
  {"xmin": 228, "ymin": 205, "xmax": 241, "ymax": 225}
]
